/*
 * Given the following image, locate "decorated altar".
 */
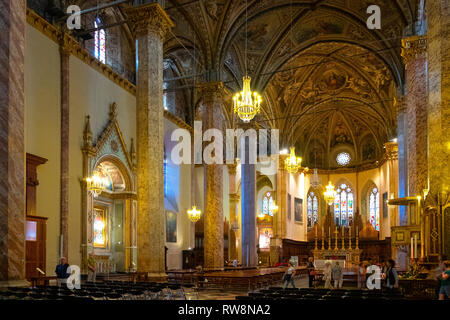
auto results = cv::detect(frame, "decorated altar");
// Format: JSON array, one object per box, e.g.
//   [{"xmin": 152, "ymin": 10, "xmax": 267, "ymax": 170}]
[{"xmin": 312, "ymin": 227, "xmax": 362, "ymax": 267}]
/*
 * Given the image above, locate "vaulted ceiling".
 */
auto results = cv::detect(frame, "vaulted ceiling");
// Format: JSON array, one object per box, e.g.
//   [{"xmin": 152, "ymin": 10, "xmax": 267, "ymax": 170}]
[
  {"xmin": 159, "ymin": 0, "xmax": 418, "ymax": 169},
  {"xmin": 73, "ymin": 0, "xmax": 421, "ymax": 169}
]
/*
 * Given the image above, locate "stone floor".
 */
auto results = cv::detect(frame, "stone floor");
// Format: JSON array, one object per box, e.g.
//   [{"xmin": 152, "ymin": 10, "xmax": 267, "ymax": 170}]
[{"xmin": 197, "ymin": 275, "xmax": 311, "ymax": 300}]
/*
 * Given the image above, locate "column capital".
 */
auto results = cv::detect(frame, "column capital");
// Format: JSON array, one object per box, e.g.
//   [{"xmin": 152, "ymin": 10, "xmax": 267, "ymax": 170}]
[
  {"xmin": 126, "ymin": 3, "xmax": 174, "ymax": 39},
  {"xmin": 401, "ymin": 35, "xmax": 427, "ymax": 65},
  {"xmin": 227, "ymin": 162, "xmax": 238, "ymax": 175},
  {"xmin": 394, "ymin": 95, "xmax": 406, "ymax": 113},
  {"xmin": 229, "ymin": 193, "xmax": 240, "ymax": 202},
  {"xmin": 199, "ymin": 81, "xmax": 226, "ymax": 104},
  {"xmin": 384, "ymin": 141, "xmax": 398, "ymax": 160},
  {"xmin": 58, "ymin": 33, "xmax": 76, "ymax": 56}
]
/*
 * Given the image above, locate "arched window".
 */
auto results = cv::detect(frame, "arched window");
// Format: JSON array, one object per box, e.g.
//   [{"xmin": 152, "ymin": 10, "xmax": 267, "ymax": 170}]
[
  {"xmin": 369, "ymin": 187, "xmax": 380, "ymax": 231},
  {"xmin": 334, "ymin": 184, "xmax": 354, "ymax": 227},
  {"xmin": 262, "ymin": 192, "xmax": 274, "ymax": 216},
  {"xmin": 307, "ymin": 191, "xmax": 318, "ymax": 230},
  {"xmin": 94, "ymin": 17, "xmax": 106, "ymax": 64}
]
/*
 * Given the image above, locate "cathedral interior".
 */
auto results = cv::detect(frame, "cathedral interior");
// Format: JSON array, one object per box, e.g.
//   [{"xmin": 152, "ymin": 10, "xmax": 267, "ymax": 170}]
[{"xmin": 1, "ymin": 0, "xmax": 449, "ymax": 302}]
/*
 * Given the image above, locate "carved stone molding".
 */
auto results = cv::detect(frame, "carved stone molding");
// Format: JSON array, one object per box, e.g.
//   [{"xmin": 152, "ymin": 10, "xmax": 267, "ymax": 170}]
[
  {"xmin": 401, "ymin": 35, "xmax": 427, "ymax": 65},
  {"xmin": 384, "ymin": 141, "xmax": 398, "ymax": 160},
  {"xmin": 198, "ymin": 81, "xmax": 226, "ymax": 104},
  {"xmin": 125, "ymin": 3, "xmax": 174, "ymax": 39},
  {"xmin": 26, "ymin": 9, "xmax": 136, "ymax": 95}
]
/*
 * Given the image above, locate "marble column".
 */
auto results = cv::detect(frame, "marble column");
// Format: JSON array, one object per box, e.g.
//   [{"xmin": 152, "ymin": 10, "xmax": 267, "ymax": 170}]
[
  {"xmin": 426, "ymin": 1, "xmax": 450, "ymax": 256},
  {"xmin": 401, "ymin": 35, "xmax": 428, "ymax": 197},
  {"xmin": 126, "ymin": 3, "xmax": 173, "ymax": 279},
  {"xmin": 200, "ymin": 81, "xmax": 224, "ymax": 270},
  {"xmin": 0, "ymin": 0, "xmax": 27, "ymax": 286},
  {"xmin": 227, "ymin": 163, "xmax": 239, "ymax": 261},
  {"xmin": 426, "ymin": 1, "xmax": 450, "ymax": 196},
  {"xmin": 241, "ymin": 135, "xmax": 257, "ymax": 267},
  {"xmin": 270, "ymin": 154, "xmax": 288, "ymax": 264},
  {"xmin": 395, "ymin": 95, "xmax": 408, "ymax": 225},
  {"xmin": 59, "ymin": 36, "xmax": 70, "ymax": 259}
]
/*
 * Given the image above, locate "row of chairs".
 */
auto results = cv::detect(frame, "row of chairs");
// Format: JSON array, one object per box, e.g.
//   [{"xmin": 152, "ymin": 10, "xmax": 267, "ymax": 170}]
[
  {"xmin": 236, "ymin": 287, "xmax": 405, "ymax": 301},
  {"xmin": 1, "ymin": 280, "xmax": 197, "ymax": 300}
]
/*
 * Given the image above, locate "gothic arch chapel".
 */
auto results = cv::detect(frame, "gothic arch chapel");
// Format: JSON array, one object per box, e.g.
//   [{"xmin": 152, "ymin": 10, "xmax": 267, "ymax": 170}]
[{"xmin": 1, "ymin": 0, "xmax": 449, "ymax": 302}]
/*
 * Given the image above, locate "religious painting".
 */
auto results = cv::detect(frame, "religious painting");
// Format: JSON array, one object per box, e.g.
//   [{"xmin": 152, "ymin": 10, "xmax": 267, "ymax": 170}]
[
  {"xmin": 396, "ymin": 231, "xmax": 404, "ymax": 242},
  {"xmin": 93, "ymin": 206, "xmax": 107, "ymax": 248},
  {"xmin": 166, "ymin": 211, "xmax": 177, "ymax": 243},
  {"xmin": 294, "ymin": 198, "xmax": 303, "ymax": 223},
  {"xmin": 383, "ymin": 192, "xmax": 388, "ymax": 218},
  {"xmin": 287, "ymin": 194, "xmax": 292, "ymax": 220},
  {"xmin": 258, "ymin": 227, "xmax": 273, "ymax": 250}
]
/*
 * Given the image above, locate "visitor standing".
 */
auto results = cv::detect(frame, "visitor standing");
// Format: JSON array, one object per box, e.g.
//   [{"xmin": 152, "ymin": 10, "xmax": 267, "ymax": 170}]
[
  {"xmin": 307, "ymin": 257, "xmax": 316, "ymax": 288},
  {"xmin": 435, "ymin": 255, "xmax": 447, "ymax": 298},
  {"xmin": 438, "ymin": 261, "xmax": 450, "ymax": 300},
  {"xmin": 385, "ymin": 259, "xmax": 399, "ymax": 291},
  {"xmin": 332, "ymin": 261, "xmax": 343, "ymax": 289},
  {"xmin": 323, "ymin": 261, "xmax": 332, "ymax": 289},
  {"xmin": 283, "ymin": 262, "xmax": 296, "ymax": 289},
  {"xmin": 55, "ymin": 257, "xmax": 70, "ymax": 287}
]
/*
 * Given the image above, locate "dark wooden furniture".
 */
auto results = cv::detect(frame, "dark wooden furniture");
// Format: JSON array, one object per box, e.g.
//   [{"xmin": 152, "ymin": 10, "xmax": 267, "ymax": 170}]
[
  {"xmin": 25, "ymin": 153, "xmax": 48, "ymax": 281},
  {"xmin": 30, "ymin": 275, "xmax": 57, "ymax": 287},
  {"xmin": 26, "ymin": 215, "xmax": 48, "ymax": 280}
]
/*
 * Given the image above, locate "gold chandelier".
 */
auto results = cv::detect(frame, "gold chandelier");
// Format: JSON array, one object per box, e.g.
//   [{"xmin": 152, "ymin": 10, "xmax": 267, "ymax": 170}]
[
  {"xmin": 233, "ymin": 76, "xmax": 262, "ymax": 122},
  {"xmin": 86, "ymin": 170, "xmax": 108, "ymax": 197},
  {"xmin": 284, "ymin": 147, "xmax": 302, "ymax": 173},
  {"xmin": 187, "ymin": 206, "xmax": 202, "ymax": 223},
  {"xmin": 269, "ymin": 203, "xmax": 279, "ymax": 213},
  {"xmin": 324, "ymin": 181, "xmax": 336, "ymax": 205}
]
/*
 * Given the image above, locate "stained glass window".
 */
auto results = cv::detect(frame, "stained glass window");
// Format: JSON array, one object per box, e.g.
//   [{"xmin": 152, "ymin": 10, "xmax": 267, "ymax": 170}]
[
  {"xmin": 262, "ymin": 192, "xmax": 274, "ymax": 216},
  {"xmin": 336, "ymin": 152, "xmax": 351, "ymax": 166},
  {"xmin": 94, "ymin": 18, "xmax": 106, "ymax": 64},
  {"xmin": 369, "ymin": 187, "xmax": 380, "ymax": 231},
  {"xmin": 307, "ymin": 191, "xmax": 318, "ymax": 230},
  {"xmin": 334, "ymin": 184, "xmax": 354, "ymax": 226}
]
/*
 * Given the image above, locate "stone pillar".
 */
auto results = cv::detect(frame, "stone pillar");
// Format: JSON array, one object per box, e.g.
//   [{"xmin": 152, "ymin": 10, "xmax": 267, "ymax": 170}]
[
  {"xmin": 270, "ymin": 154, "xmax": 288, "ymax": 264},
  {"xmin": 401, "ymin": 35, "xmax": 428, "ymax": 197},
  {"xmin": 395, "ymin": 95, "xmax": 408, "ymax": 225},
  {"xmin": 200, "ymin": 81, "xmax": 225, "ymax": 270},
  {"xmin": 384, "ymin": 142, "xmax": 399, "ymax": 231},
  {"xmin": 59, "ymin": 36, "xmax": 70, "ymax": 259},
  {"xmin": 227, "ymin": 163, "xmax": 238, "ymax": 261},
  {"xmin": 0, "ymin": 0, "xmax": 27, "ymax": 286},
  {"xmin": 426, "ymin": 1, "xmax": 450, "ymax": 256},
  {"xmin": 241, "ymin": 135, "xmax": 257, "ymax": 267},
  {"xmin": 126, "ymin": 3, "xmax": 173, "ymax": 279},
  {"xmin": 426, "ymin": 2, "xmax": 450, "ymax": 196}
]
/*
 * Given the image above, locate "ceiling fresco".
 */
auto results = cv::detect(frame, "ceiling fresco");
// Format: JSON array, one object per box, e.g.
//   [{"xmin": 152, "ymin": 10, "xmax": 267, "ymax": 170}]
[{"xmin": 71, "ymin": 0, "xmax": 419, "ymax": 169}]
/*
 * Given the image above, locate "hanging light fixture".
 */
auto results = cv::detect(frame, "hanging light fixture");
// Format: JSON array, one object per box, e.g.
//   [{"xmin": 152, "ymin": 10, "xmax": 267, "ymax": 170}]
[
  {"xmin": 310, "ymin": 168, "xmax": 321, "ymax": 188},
  {"xmin": 269, "ymin": 202, "xmax": 279, "ymax": 213},
  {"xmin": 233, "ymin": 76, "xmax": 262, "ymax": 122},
  {"xmin": 187, "ymin": 206, "xmax": 202, "ymax": 223},
  {"xmin": 86, "ymin": 169, "xmax": 108, "ymax": 197},
  {"xmin": 284, "ymin": 147, "xmax": 302, "ymax": 173},
  {"xmin": 233, "ymin": 0, "xmax": 262, "ymax": 122},
  {"xmin": 324, "ymin": 181, "xmax": 336, "ymax": 205}
]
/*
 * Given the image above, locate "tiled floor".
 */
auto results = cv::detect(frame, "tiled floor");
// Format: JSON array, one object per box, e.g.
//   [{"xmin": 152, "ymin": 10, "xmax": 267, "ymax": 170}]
[{"xmin": 197, "ymin": 276, "xmax": 310, "ymax": 300}]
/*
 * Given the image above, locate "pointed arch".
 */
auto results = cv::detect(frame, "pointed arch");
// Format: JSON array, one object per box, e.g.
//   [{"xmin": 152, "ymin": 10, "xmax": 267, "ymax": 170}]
[{"xmin": 361, "ymin": 180, "xmax": 380, "ymax": 232}]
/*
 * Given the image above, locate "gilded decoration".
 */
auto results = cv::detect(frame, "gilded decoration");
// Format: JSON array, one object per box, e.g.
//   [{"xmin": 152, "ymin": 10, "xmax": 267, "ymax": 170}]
[{"xmin": 401, "ymin": 35, "xmax": 427, "ymax": 65}]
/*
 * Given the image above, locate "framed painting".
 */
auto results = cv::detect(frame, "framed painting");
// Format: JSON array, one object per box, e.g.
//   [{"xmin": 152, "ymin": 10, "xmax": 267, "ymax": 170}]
[
  {"xmin": 166, "ymin": 211, "xmax": 177, "ymax": 243},
  {"xmin": 287, "ymin": 194, "xmax": 292, "ymax": 220},
  {"xmin": 294, "ymin": 197, "xmax": 303, "ymax": 223}
]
